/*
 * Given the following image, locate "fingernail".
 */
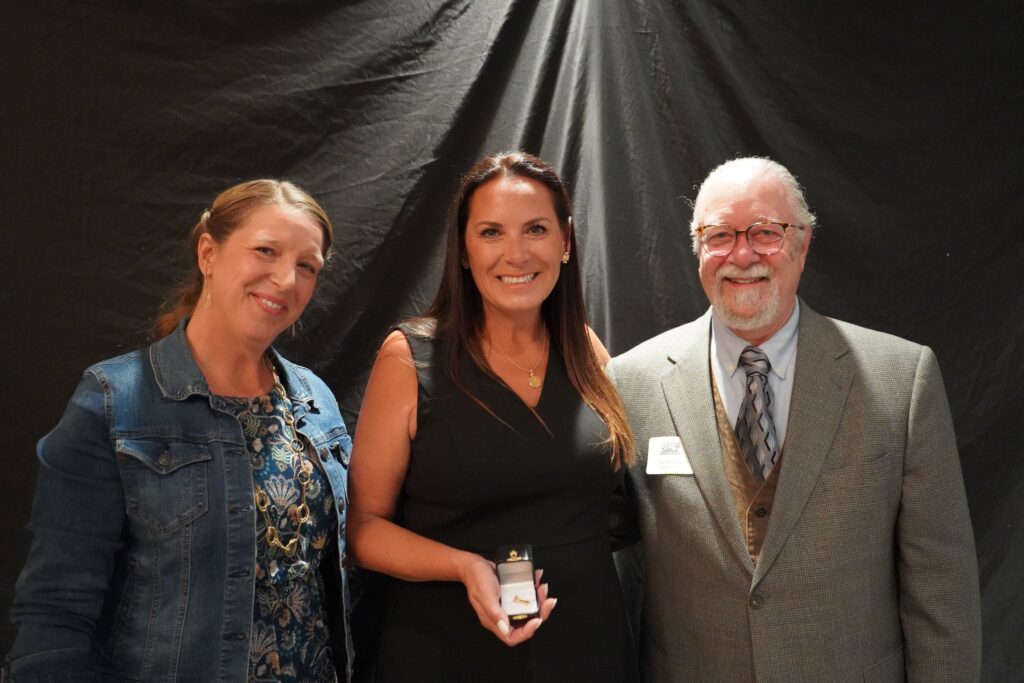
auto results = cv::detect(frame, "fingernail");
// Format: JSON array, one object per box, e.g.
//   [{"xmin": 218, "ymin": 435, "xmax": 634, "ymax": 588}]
[
  {"xmin": 551, "ymin": 598, "xmax": 558, "ymax": 609},
  {"xmin": 497, "ymin": 620, "xmax": 510, "ymax": 637},
  {"xmin": 541, "ymin": 583, "xmax": 549, "ymax": 593}
]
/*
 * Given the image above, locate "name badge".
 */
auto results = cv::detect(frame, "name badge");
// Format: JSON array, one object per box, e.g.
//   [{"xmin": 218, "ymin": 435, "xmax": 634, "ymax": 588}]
[{"xmin": 646, "ymin": 436, "xmax": 693, "ymax": 475}]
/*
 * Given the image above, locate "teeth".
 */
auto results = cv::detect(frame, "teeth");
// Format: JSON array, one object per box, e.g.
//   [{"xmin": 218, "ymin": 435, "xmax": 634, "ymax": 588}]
[
  {"xmin": 257, "ymin": 296, "xmax": 283, "ymax": 310},
  {"xmin": 500, "ymin": 274, "xmax": 535, "ymax": 284}
]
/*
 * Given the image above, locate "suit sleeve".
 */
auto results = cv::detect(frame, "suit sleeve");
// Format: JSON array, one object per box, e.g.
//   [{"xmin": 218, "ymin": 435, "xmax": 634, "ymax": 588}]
[
  {"xmin": 6, "ymin": 371, "xmax": 125, "ymax": 682},
  {"xmin": 897, "ymin": 346, "xmax": 982, "ymax": 682}
]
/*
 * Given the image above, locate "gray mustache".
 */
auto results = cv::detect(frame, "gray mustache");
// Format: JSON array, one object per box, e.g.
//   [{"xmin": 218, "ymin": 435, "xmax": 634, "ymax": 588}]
[{"xmin": 715, "ymin": 265, "xmax": 774, "ymax": 283}]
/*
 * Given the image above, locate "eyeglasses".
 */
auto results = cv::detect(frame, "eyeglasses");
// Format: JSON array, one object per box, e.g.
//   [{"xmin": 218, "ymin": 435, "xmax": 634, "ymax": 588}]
[{"xmin": 694, "ymin": 221, "xmax": 804, "ymax": 257}]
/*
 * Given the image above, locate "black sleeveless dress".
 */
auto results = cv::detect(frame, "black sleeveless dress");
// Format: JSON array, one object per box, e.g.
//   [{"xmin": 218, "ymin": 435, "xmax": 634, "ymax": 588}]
[{"xmin": 372, "ymin": 330, "xmax": 638, "ymax": 683}]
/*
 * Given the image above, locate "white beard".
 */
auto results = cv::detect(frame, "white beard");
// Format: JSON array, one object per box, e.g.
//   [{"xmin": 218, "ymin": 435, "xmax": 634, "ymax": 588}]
[{"xmin": 711, "ymin": 264, "xmax": 780, "ymax": 332}]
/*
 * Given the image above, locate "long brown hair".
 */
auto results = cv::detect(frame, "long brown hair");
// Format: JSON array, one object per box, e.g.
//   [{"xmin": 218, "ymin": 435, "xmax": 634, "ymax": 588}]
[
  {"xmin": 151, "ymin": 179, "xmax": 334, "ymax": 340},
  {"xmin": 407, "ymin": 151, "xmax": 634, "ymax": 468}
]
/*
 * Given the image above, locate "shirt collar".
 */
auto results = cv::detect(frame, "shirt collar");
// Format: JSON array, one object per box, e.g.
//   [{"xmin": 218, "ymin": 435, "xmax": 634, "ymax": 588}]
[
  {"xmin": 711, "ymin": 298, "xmax": 801, "ymax": 379},
  {"xmin": 149, "ymin": 317, "xmax": 314, "ymax": 404}
]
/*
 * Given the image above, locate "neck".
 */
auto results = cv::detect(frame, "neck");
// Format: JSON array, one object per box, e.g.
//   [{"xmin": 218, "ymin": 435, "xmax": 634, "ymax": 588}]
[
  {"xmin": 185, "ymin": 311, "xmax": 273, "ymax": 396},
  {"xmin": 481, "ymin": 312, "xmax": 547, "ymax": 351}
]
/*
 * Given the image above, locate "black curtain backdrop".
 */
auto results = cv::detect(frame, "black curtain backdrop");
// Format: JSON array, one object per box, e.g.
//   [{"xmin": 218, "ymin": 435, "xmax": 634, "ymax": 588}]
[{"xmin": 3, "ymin": 1, "xmax": 1022, "ymax": 679}]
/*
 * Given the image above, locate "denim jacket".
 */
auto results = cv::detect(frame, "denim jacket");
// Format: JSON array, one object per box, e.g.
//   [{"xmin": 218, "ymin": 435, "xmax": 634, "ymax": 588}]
[{"xmin": 6, "ymin": 321, "xmax": 353, "ymax": 682}]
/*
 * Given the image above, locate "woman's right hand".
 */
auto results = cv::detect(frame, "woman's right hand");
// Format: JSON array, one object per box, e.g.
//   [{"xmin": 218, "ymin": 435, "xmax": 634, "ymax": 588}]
[{"xmin": 458, "ymin": 553, "xmax": 557, "ymax": 646}]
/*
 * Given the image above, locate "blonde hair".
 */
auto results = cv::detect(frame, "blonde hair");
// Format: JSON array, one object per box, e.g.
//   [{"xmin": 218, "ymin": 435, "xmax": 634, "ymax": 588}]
[{"xmin": 151, "ymin": 179, "xmax": 333, "ymax": 339}]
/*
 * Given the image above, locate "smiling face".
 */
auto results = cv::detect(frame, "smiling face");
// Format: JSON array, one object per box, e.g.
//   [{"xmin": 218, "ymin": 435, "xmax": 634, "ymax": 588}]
[
  {"xmin": 198, "ymin": 202, "xmax": 325, "ymax": 352},
  {"xmin": 695, "ymin": 171, "xmax": 811, "ymax": 345},
  {"xmin": 463, "ymin": 175, "xmax": 568, "ymax": 323}
]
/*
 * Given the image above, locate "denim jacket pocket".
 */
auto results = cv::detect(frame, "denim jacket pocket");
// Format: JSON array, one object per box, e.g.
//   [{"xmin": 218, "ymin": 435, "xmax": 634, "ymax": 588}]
[{"xmin": 116, "ymin": 438, "xmax": 211, "ymax": 536}]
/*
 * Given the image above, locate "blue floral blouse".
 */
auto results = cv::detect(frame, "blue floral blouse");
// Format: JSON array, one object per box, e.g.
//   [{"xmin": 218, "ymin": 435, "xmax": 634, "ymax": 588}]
[{"xmin": 228, "ymin": 389, "xmax": 339, "ymax": 683}]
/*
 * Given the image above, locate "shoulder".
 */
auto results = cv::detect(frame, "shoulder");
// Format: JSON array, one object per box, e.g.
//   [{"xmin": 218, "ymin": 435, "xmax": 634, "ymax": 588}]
[
  {"xmin": 379, "ymin": 328, "xmax": 415, "ymax": 363},
  {"xmin": 366, "ymin": 328, "xmax": 421, "ymax": 397},
  {"xmin": 800, "ymin": 308, "xmax": 948, "ymax": 406},
  {"xmin": 85, "ymin": 348, "xmax": 149, "ymax": 385},
  {"xmin": 826, "ymin": 315, "xmax": 921, "ymax": 353},
  {"xmin": 390, "ymin": 318, "xmax": 439, "ymax": 364},
  {"xmin": 72, "ymin": 348, "xmax": 157, "ymax": 412},
  {"xmin": 808, "ymin": 309, "xmax": 929, "ymax": 373},
  {"xmin": 610, "ymin": 315, "xmax": 709, "ymax": 372},
  {"xmin": 43, "ymin": 349, "xmax": 150, "ymax": 452}
]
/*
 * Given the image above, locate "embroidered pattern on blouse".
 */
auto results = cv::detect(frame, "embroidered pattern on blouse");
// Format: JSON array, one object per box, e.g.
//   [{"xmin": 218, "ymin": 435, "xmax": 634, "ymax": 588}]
[{"xmin": 227, "ymin": 391, "xmax": 338, "ymax": 683}]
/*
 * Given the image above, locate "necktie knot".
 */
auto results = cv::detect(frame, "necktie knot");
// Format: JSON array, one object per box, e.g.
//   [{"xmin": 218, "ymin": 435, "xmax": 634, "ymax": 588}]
[{"xmin": 739, "ymin": 346, "xmax": 771, "ymax": 378}]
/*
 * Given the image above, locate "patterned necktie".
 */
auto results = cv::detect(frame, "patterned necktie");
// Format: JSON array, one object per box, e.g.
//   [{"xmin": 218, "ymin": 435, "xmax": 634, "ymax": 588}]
[{"xmin": 735, "ymin": 345, "xmax": 780, "ymax": 483}]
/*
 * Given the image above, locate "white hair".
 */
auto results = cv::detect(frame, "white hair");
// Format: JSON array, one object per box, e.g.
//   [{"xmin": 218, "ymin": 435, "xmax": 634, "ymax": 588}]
[{"xmin": 688, "ymin": 157, "xmax": 817, "ymax": 253}]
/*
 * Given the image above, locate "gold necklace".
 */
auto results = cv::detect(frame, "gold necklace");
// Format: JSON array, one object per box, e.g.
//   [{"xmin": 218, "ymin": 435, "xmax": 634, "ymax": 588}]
[
  {"xmin": 491, "ymin": 335, "xmax": 548, "ymax": 389},
  {"xmin": 253, "ymin": 359, "xmax": 312, "ymax": 557}
]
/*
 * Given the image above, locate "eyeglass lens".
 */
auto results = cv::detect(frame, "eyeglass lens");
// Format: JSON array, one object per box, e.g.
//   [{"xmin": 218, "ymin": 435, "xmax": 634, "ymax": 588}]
[{"xmin": 702, "ymin": 222, "xmax": 787, "ymax": 256}]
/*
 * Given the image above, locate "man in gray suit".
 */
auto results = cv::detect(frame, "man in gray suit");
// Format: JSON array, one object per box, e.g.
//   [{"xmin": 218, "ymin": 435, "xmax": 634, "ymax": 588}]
[{"xmin": 607, "ymin": 158, "xmax": 982, "ymax": 682}]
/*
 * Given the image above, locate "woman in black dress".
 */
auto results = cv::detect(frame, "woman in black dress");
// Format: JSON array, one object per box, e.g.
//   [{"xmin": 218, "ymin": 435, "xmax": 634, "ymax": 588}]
[{"xmin": 348, "ymin": 152, "xmax": 638, "ymax": 682}]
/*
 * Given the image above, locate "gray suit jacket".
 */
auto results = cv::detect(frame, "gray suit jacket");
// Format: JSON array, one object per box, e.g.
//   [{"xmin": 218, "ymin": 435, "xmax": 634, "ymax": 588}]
[{"xmin": 607, "ymin": 303, "xmax": 981, "ymax": 683}]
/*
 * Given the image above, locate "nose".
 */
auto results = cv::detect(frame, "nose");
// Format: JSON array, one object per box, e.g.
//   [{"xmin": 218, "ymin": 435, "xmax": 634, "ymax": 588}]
[
  {"xmin": 504, "ymin": 234, "xmax": 528, "ymax": 265},
  {"xmin": 270, "ymin": 261, "xmax": 296, "ymax": 290},
  {"xmin": 727, "ymin": 230, "xmax": 761, "ymax": 268}
]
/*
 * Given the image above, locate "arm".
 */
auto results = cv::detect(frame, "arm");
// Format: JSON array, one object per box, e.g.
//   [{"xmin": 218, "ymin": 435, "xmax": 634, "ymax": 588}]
[
  {"xmin": 346, "ymin": 331, "xmax": 554, "ymax": 645},
  {"xmin": 7, "ymin": 372, "xmax": 125, "ymax": 682},
  {"xmin": 897, "ymin": 347, "xmax": 982, "ymax": 681}
]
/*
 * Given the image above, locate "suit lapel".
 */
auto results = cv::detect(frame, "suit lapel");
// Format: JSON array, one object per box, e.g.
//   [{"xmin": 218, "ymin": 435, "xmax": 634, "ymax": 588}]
[
  {"xmin": 753, "ymin": 303, "xmax": 853, "ymax": 585},
  {"xmin": 661, "ymin": 311, "xmax": 755, "ymax": 574}
]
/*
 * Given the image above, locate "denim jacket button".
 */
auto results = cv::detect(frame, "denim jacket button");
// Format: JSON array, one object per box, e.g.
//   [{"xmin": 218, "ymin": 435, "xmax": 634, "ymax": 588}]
[
  {"xmin": 158, "ymin": 450, "xmax": 172, "ymax": 468},
  {"xmin": 319, "ymin": 447, "xmax": 328, "ymax": 462},
  {"xmin": 337, "ymin": 496, "xmax": 346, "ymax": 513}
]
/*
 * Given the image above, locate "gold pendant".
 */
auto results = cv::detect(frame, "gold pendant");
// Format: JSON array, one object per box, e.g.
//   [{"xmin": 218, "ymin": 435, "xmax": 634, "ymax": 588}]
[{"xmin": 528, "ymin": 371, "xmax": 542, "ymax": 389}]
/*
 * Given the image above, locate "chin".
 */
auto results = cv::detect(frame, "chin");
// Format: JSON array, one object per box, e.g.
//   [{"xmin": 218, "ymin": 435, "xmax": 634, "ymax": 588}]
[
  {"xmin": 243, "ymin": 321, "xmax": 292, "ymax": 346},
  {"xmin": 715, "ymin": 294, "xmax": 780, "ymax": 333}
]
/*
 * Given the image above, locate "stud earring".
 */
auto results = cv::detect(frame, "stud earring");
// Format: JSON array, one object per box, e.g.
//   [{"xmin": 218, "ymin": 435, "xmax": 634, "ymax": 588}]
[{"xmin": 561, "ymin": 251, "xmax": 570, "ymax": 264}]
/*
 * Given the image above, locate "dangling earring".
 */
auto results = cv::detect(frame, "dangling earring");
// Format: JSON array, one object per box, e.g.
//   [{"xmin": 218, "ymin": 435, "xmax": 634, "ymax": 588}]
[
  {"xmin": 562, "ymin": 215, "xmax": 573, "ymax": 264},
  {"xmin": 461, "ymin": 259, "xmax": 469, "ymax": 270},
  {"xmin": 204, "ymin": 273, "xmax": 212, "ymax": 307}
]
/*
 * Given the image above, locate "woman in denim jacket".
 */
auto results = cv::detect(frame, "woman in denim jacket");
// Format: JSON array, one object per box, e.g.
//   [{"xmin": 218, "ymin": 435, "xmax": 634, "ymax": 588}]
[{"xmin": 7, "ymin": 180, "xmax": 353, "ymax": 682}]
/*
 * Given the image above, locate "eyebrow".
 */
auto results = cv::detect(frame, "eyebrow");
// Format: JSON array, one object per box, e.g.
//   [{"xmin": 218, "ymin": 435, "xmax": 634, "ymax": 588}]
[
  {"xmin": 473, "ymin": 216, "xmax": 553, "ymax": 228},
  {"xmin": 706, "ymin": 215, "xmax": 785, "ymax": 226},
  {"xmin": 250, "ymin": 235, "xmax": 325, "ymax": 258}
]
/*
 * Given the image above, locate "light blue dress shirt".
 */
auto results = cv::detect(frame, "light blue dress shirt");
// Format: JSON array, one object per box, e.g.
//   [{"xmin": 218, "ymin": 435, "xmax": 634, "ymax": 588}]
[{"xmin": 710, "ymin": 299, "xmax": 800, "ymax": 448}]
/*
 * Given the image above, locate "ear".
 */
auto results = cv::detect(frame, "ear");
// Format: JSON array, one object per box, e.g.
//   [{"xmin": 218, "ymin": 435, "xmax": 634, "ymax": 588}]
[
  {"xmin": 197, "ymin": 232, "xmax": 217, "ymax": 276},
  {"xmin": 797, "ymin": 226, "xmax": 813, "ymax": 271}
]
